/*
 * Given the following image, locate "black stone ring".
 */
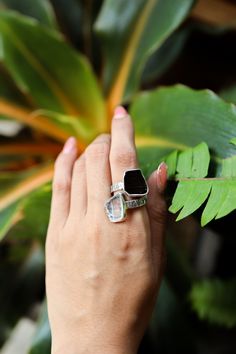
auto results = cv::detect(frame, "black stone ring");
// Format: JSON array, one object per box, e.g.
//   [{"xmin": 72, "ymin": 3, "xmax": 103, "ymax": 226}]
[{"xmin": 111, "ymin": 168, "xmax": 149, "ymax": 198}]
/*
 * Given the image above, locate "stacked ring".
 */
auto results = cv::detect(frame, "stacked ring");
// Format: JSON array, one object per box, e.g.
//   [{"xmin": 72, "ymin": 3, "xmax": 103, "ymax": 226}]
[{"xmin": 105, "ymin": 169, "xmax": 148, "ymax": 223}]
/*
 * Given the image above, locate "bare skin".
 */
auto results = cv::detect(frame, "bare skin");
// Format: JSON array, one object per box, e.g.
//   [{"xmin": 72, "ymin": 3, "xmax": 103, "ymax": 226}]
[{"xmin": 46, "ymin": 106, "xmax": 167, "ymax": 354}]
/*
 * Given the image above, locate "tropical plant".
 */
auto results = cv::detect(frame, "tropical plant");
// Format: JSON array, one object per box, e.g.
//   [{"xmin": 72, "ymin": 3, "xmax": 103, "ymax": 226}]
[{"xmin": 1, "ymin": 0, "xmax": 236, "ymax": 353}]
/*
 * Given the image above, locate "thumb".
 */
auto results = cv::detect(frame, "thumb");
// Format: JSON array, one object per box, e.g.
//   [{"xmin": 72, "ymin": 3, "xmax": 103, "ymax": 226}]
[{"xmin": 147, "ymin": 162, "xmax": 168, "ymax": 268}]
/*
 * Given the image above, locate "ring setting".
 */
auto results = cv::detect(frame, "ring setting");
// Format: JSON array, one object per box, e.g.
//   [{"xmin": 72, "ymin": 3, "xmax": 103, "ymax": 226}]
[
  {"xmin": 111, "ymin": 169, "xmax": 149, "ymax": 197},
  {"xmin": 105, "ymin": 169, "xmax": 148, "ymax": 223}
]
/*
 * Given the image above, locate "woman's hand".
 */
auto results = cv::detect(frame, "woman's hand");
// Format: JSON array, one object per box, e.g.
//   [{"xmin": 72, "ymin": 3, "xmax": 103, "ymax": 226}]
[{"xmin": 46, "ymin": 106, "xmax": 167, "ymax": 354}]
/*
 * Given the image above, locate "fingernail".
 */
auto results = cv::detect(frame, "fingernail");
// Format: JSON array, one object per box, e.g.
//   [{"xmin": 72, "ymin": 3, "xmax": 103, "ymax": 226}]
[
  {"xmin": 113, "ymin": 105, "xmax": 128, "ymax": 119},
  {"xmin": 156, "ymin": 162, "xmax": 168, "ymax": 193},
  {"xmin": 63, "ymin": 136, "xmax": 77, "ymax": 154}
]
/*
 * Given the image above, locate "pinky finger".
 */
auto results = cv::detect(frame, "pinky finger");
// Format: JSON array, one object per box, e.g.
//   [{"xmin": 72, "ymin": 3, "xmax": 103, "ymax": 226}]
[{"xmin": 49, "ymin": 137, "xmax": 77, "ymax": 230}]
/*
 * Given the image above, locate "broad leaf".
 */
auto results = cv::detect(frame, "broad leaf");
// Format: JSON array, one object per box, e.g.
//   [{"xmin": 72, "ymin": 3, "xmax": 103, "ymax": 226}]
[
  {"xmin": 190, "ymin": 278, "xmax": 236, "ymax": 328},
  {"xmin": 0, "ymin": 11, "xmax": 106, "ymax": 132},
  {"xmin": 220, "ymin": 84, "xmax": 236, "ymax": 105},
  {"xmin": 131, "ymin": 85, "xmax": 236, "ymax": 177},
  {"xmin": 95, "ymin": 0, "xmax": 195, "ymax": 110}
]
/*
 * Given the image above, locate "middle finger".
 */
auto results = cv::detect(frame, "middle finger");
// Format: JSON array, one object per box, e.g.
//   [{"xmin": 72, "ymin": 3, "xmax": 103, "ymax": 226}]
[{"xmin": 110, "ymin": 106, "xmax": 138, "ymax": 186}]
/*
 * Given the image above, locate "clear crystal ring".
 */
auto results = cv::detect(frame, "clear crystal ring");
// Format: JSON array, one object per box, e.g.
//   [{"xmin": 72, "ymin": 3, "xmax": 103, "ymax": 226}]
[
  {"xmin": 104, "ymin": 192, "xmax": 147, "ymax": 223},
  {"xmin": 111, "ymin": 168, "xmax": 149, "ymax": 197}
]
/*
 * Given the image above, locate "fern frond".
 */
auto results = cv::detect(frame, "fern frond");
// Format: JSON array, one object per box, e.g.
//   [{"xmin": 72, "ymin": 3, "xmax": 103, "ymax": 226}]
[{"xmin": 167, "ymin": 141, "xmax": 236, "ymax": 225}]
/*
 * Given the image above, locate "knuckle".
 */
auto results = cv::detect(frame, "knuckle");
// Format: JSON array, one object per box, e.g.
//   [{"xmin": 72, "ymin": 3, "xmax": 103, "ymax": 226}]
[
  {"xmin": 86, "ymin": 141, "xmax": 109, "ymax": 159},
  {"xmin": 53, "ymin": 176, "xmax": 71, "ymax": 193},
  {"xmin": 111, "ymin": 148, "xmax": 136, "ymax": 167}
]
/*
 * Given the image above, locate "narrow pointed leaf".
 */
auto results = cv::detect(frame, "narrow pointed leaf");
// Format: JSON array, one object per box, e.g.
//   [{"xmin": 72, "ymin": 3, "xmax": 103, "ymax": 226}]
[
  {"xmin": 0, "ymin": 11, "xmax": 106, "ymax": 130},
  {"xmin": 33, "ymin": 109, "xmax": 96, "ymax": 144},
  {"xmin": 168, "ymin": 181, "xmax": 189, "ymax": 214},
  {"xmin": 216, "ymin": 181, "xmax": 236, "ymax": 219},
  {"xmin": 201, "ymin": 181, "xmax": 228, "ymax": 226},
  {"xmin": 0, "ymin": 0, "xmax": 57, "ymax": 28},
  {"xmin": 0, "ymin": 163, "xmax": 53, "ymax": 212},
  {"xmin": 176, "ymin": 148, "xmax": 192, "ymax": 178},
  {"xmin": 191, "ymin": 142, "xmax": 210, "ymax": 178},
  {"xmin": 175, "ymin": 180, "xmax": 212, "ymax": 221},
  {"xmin": 0, "ymin": 99, "xmax": 72, "ymax": 142},
  {"xmin": 221, "ymin": 155, "xmax": 236, "ymax": 177},
  {"xmin": 169, "ymin": 180, "xmax": 211, "ymax": 220},
  {"xmin": 0, "ymin": 200, "xmax": 23, "ymax": 241},
  {"xmin": 142, "ymin": 27, "xmax": 190, "ymax": 85},
  {"xmin": 163, "ymin": 150, "xmax": 178, "ymax": 177},
  {"xmin": 95, "ymin": 0, "xmax": 194, "ymax": 110},
  {"xmin": 176, "ymin": 143, "xmax": 210, "ymax": 178}
]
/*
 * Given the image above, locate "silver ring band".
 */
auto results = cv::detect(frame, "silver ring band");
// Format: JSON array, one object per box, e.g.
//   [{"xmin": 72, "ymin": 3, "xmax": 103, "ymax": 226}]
[
  {"xmin": 111, "ymin": 182, "xmax": 124, "ymax": 194},
  {"xmin": 125, "ymin": 195, "xmax": 147, "ymax": 209}
]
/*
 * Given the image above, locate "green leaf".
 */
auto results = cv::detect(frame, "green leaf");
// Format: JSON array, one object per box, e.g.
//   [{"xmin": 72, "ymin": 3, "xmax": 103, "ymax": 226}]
[
  {"xmin": 7, "ymin": 184, "xmax": 52, "ymax": 242},
  {"xmin": 142, "ymin": 26, "xmax": 191, "ymax": 85},
  {"xmin": 167, "ymin": 145, "xmax": 236, "ymax": 225},
  {"xmin": 176, "ymin": 143, "xmax": 210, "ymax": 178},
  {"xmin": 200, "ymin": 181, "xmax": 228, "ymax": 226},
  {"xmin": 131, "ymin": 85, "xmax": 236, "ymax": 224},
  {"xmin": 0, "ymin": 68, "xmax": 28, "ymax": 107},
  {"xmin": 0, "ymin": 11, "xmax": 106, "ymax": 131},
  {"xmin": 220, "ymin": 84, "xmax": 236, "ymax": 105},
  {"xmin": 32, "ymin": 109, "xmax": 96, "ymax": 142},
  {"xmin": 0, "ymin": 0, "xmax": 57, "ymax": 28},
  {"xmin": 95, "ymin": 0, "xmax": 195, "ymax": 101},
  {"xmin": 170, "ymin": 180, "xmax": 212, "ymax": 221},
  {"xmin": 29, "ymin": 302, "xmax": 51, "ymax": 354},
  {"xmin": 0, "ymin": 200, "xmax": 23, "ymax": 241},
  {"xmin": 132, "ymin": 85, "xmax": 236, "ymax": 175},
  {"xmin": 190, "ymin": 279, "xmax": 236, "ymax": 328}
]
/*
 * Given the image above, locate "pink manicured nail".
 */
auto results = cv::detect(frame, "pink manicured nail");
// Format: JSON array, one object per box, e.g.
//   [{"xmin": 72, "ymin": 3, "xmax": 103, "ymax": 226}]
[
  {"xmin": 156, "ymin": 162, "xmax": 168, "ymax": 193},
  {"xmin": 63, "ymin": 136, "xmax": 77, "ymax": 154},
  {"xmin": 113, "ymin": 105, "xmax": 128, "ymax": 119}
]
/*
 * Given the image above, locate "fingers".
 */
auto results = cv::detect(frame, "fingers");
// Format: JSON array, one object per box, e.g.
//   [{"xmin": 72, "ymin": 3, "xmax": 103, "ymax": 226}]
[
  {"xmin": 69, "ymin": 152, "xmax": 87, "ymax": 218},
  {"xmin": 110, "ymin": 106, "xmax": 138, "ymax": 184},
  {"xmin": 85, "ymin": 134, "xmax": 111, "ymax": 213},
  {"xmin": 50, "ymin": 137, "xmax": 78, "ymax": 229},
  {"xmin": 147, "ymin": 162, "xmax": 168, "ymax": 267}
]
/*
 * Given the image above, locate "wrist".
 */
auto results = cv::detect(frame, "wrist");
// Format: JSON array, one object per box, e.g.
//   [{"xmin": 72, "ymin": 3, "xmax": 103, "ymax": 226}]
[
  {"xmin": 52, "ymin": 343, "xmax": 136, "ymax": 354},
  {"xmin": 51, "ymin": 336, "xmax": 137, "ymax": 354}
]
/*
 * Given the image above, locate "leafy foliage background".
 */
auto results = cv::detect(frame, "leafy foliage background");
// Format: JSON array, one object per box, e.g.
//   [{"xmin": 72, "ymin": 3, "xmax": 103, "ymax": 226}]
[{"xmin": 0, "ymin": 0, "xmax": 236, "ymax": 353}]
